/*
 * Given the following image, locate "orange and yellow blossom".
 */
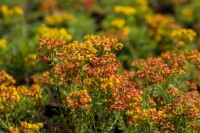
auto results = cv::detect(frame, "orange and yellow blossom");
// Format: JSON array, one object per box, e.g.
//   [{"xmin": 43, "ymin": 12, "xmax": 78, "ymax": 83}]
[{"xmin": 66, "ymin": 89, "xmax": 92, "ymax": 111}]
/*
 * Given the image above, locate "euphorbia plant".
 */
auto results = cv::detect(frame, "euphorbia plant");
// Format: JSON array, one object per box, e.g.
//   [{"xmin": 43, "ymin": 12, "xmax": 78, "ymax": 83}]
[{"xmin": 35, "ymin": 35, "xmax": 200, "ymax": 133}]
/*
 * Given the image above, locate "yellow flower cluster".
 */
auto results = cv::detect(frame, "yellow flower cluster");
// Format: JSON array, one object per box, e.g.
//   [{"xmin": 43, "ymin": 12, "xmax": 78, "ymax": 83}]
[
  {"xmin": 64, "ymin": 40, "xmax": 97, "ymax": 62},
  {"xmin": 0, "ymin": 5, "xmax": 23, "ymax": 17},
  {"xmin": 17, "ymin": 84, "xmax": 42, "ymax": 99},
  {"xmin": 0, "ymin": 38, "xmax": 7, "ymax": 49},
  {"xmin": 100, "ymin": 77, "xmax": 115, "ymax": 90},
  {"xmin": 20, "ymin": 121, "xmax": 43, "ymax": 132},
  {"xmin": 24, "ymin": 54, "xmax": 37, "ymax": 66},
  {"xmin": 114, "ymin": 5, "xmax": 136, "ymax": 15},
  {"xmin": 37, "ymin": 25, "xmax": 72, "ymax": 41},
  {"xmin": 111, "ymin": 18, "xmax": 125, "ymax": 29},
  {"xmin": 126, "ymin": 107, "xmax": 167, "ymax": 125},
  {"xmin": 84, "ymin": 35, "xmax": 124, "ymax": 51},
  {"xmin": 145, "ymin": 14, "xmax": 175, "ymax": 42},
  {"xmin": 66, "ymin": 89, "xmax": 92, "ymax": 110},
  {"xmin": 170, "ymin": 28, "xmax": 196, "ymax": 47},
  {"xmin": 0, "ymin": 70, "xmax": 16, "ymax": 86},
  {"xmin": 0, "ymin": 85, "xmax": 20, "ymax": 111},
  {"xmin": 145, "ymin": 14, "xmax": 174, "ymax": 28},
  {"xmin": 98, "ymin": 75, "xmax": 121, "ymax": 91},
  {"xmin": 45, "ymin": 12, "xmax": 74, "ymax": 26}
]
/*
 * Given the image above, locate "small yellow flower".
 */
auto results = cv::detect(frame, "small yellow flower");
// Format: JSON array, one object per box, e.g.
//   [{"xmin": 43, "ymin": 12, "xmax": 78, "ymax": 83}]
[{"xmin": 114, "ymin": 5, "xmax": 136, "ymax": 15}]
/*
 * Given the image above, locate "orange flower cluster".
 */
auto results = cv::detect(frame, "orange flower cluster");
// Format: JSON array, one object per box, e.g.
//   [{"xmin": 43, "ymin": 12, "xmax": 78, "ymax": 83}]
[
  {"xmin": 185, "ymin": 81, "xmax": 197, "ymax": 91},
  {"xmin": 184, "ymin": 49, "xmax": 200, "ymax": 70},
  {"xmin": 32, "ymin": 71, "xmax": 50, "ymax": 85},
  {"xmin": 83, "ymin": 53, "xmax": 120, "ymax": 78},
  {"xmin": 104, "ymin": 72, "xmax": 143, "ymax": 112},
  {"xmin": 132, "ymin": 54, "xmax": 187, "ymax": 83},
  {"xmin": 66, "ymin": 89, "xmax": 92, "ymax": 111},
  {"xmin": 174, "ymin": 91, "xmax": 200, "ymax": 119},
  {"xmin": 17, "ymin": 84, "xmax": 42, "ymax": 100},
  {"xmin": 37, "ymin": 37, "xmax": 66, "ymax": 62},
  {"xmin": 126, "ymin": 88, "xmax": 200, "ymax": 131},
  {"xmin": 36, "ymin": 35, "xmax": 123, "ymax": 86}
]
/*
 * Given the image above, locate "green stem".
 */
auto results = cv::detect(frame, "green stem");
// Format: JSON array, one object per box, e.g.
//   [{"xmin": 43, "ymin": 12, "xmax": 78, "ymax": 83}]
[{"xmin": 150, "ymin": 85, "xmax": 155, "ymax": 98}]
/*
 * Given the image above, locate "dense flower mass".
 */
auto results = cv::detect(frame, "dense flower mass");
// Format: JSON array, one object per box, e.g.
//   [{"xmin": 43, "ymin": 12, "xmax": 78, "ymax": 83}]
[
  {"xmin": 66, "ymin": 89, "xmax": 92, "ymax": 111},
  {"xmin": 0, "ymin": 85, "xmax": 20, "ymax": 111},
  {"xmin": 105, "ymin": 72, "xmax": 143, "ymax": 112},
  {"xmin": 36, "ymin": 35, "xmax": 123, "ymax": 85},
  {"xmin": 131, "ymin": 53, "xmax": 187, "ymax": 84}
]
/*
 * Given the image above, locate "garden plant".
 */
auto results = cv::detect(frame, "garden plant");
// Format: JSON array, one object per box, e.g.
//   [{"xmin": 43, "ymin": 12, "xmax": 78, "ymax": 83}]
[{"xmin": 0, "ymin": 0, "xmax": 200, "ymax": 133}]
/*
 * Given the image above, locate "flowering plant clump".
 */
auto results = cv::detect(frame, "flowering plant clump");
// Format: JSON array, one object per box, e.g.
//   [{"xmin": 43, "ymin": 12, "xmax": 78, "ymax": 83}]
[
  {"xmin": 31, "ymin": 32, "xmax": 199, "ymax": 132},
  {"xmin": 131, "ymin": 53, "xmax": 187, "ymax": 84},
  {"xmin": 0, "ymin": 0, "xmax": 200, "ymax": 133},
  {"xmin": 0, "ymin": 70, "xmax": 43, "ymax": 132}
]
